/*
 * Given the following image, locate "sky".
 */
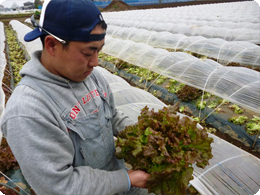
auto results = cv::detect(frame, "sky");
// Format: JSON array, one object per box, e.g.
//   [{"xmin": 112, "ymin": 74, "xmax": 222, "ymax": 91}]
[
  {"xmin": 0, "ymin": 0, "xmax": 33, "ymax": 8},
  {"xmin": 0, "ymin": 0, "xmax": 259, "ymax": 8}
]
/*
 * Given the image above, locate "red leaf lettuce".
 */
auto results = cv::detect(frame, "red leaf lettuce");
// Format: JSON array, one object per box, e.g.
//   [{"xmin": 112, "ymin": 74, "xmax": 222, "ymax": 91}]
[{"xmin": 116, "ymin": 105, "xmax": 213, "ymax": 195}]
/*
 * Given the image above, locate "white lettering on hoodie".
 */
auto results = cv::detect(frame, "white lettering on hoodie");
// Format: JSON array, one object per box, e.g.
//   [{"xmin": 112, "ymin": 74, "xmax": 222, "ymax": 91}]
[{"xmin": 69, "ymin": 90, "xmax": 107, "ymax": 119}]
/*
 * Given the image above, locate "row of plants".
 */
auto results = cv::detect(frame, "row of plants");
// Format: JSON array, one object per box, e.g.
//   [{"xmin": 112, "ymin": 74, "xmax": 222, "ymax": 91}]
[
  {"xmin": 174, "ymin": 49, "xmax": 260, "ymax": 72},
  {"xmin": 102, "ymin": 45, "xmax": 260, "ymax": 74},
  {"xmin": 0, "ymin": 24, "xmax": 30, "ymax": 195},
  {"xmin": 106, "ymin": 29, "xmax": 260, "ymax": 72},
  {"xmin": 98, "ymin": 51, "xmax": 260, "ymax": 150},
  {"xmin": 0, "ymin": 13, "xmax": 33, "ymax": 19},
  {"xmin": 5, "ymin": 25, "xmax": 26, "ymax": 85}
]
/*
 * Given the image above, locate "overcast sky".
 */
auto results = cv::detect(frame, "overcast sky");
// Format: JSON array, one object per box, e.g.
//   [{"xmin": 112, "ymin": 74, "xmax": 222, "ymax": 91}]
[{"xmin": 0, "ymin": 0, "xmax": 33, "ymax": 8}]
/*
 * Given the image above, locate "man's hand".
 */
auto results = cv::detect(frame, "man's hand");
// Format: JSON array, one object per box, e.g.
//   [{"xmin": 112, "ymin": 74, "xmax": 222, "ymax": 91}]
[{"xmin": 127, "ymin": 169, "xmax": 150, "ymax": 188}]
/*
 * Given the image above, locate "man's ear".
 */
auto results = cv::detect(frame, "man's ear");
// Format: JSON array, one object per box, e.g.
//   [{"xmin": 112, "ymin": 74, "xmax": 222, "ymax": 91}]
[{"xmin": 44, "ymin": 35, "xmax": 59, "ymax": 56}]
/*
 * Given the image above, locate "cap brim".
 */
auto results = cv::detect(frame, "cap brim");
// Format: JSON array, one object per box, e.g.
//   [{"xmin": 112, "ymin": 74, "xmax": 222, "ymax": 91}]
[{"xmin": 24, "ymin": 27, "xmax": 43, "ymax": 42}]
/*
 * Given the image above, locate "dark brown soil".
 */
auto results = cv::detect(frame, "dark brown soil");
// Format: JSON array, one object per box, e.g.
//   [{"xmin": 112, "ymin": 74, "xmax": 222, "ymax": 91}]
[
  {"xmin": 101, "ymin": 0, "xmax": 137, "ymax": 12},
  {"xmin": 101, "ymin": 0, "xmax": 253, "ymax": 12},
  {"xmin": 214, "ymin": 130, "xmax": 260, "ymax": 158},
  {"xmin": 0, "ymin": 17, "xmax": 30, "ymax": 25}
]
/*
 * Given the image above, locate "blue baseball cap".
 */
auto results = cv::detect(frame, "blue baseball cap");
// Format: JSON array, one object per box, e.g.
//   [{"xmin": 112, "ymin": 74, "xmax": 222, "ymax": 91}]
[{"xmin": 24, "ymin": 0, "xmax": 106, "ymax": 43}]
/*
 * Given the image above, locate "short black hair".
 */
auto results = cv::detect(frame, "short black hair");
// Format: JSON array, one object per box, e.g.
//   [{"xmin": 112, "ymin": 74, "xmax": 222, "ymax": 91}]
[
  {"xmin": 98, "ymin": 20, "xmax": 107, "ymax": 31},
  {"xmin": 40, "ymin": 20, "xmax": 107, "ymax": 49}
]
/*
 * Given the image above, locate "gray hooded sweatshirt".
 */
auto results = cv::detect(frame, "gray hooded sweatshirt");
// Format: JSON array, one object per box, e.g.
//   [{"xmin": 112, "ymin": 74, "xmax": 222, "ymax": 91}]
[{"xmin": 1, "ymin": 51, "xmax": 147, "ymax": 195}]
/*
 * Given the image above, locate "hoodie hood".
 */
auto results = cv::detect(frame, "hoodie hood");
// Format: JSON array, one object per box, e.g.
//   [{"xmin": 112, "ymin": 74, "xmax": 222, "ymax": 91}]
[
  {"xmin": 18, "ymin": 50, "xmax": 107, "ymax": 119},
  {"xmin": 20, "ymin": 50, "xmax": 73, "ymax": 88}
]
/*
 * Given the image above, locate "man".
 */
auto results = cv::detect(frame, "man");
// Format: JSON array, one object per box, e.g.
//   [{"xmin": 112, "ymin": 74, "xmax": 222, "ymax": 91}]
[{"xmin": 1, "ymin": 0, "xmax": 151, "ymax": 194}]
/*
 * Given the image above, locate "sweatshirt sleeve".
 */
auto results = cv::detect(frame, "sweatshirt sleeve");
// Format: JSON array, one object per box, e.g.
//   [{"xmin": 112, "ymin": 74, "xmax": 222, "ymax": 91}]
[{"xmin": 1, "ymin": 86, "xmax": 130, "ymax": 195}]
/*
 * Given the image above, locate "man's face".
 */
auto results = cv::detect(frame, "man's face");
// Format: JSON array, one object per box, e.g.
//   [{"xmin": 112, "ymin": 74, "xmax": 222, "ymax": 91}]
[{"xmin": 48, "ymin": 25, "xmax": 105, "ymax": 82}]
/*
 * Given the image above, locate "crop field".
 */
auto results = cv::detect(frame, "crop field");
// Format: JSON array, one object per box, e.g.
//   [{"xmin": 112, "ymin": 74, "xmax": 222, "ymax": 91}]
[{"xmin": 0, "ymin": 0, "xmax": 260, "ymax": 194}]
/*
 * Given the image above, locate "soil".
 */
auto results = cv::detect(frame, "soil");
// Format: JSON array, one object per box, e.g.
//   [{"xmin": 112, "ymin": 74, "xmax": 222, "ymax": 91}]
[
  {"xmin": 102, "ymin": 0, "xmax": 137, "ymax": 12},
  {"xmin": 0, "ymin": 17, "xmax": 29, "ymax": 25},
  {"xmin": 213, "ymin": 129, "xmax": 260, "ymax": 158}
]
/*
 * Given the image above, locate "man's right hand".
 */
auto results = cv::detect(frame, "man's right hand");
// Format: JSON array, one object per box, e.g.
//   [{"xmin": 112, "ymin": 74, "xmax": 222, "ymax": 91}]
[{"xmin": 127, "ymin": 169, "xmax": 150, "ymax": 188}]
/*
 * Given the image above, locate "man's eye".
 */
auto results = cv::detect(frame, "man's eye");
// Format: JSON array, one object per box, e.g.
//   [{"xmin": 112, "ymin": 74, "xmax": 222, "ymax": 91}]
[{"xmin": 84, "ymin": 53, "xmax": 92, "ymax": 57}]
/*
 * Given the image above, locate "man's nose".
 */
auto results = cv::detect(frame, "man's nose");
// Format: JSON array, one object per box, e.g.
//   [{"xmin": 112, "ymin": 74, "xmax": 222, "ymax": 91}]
[{"xmin": 88, "ymin": 51, "xmax": 99, "ymax": 67}]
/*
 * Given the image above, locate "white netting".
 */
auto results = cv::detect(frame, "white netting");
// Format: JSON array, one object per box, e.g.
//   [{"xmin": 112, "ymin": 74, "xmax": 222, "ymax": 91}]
[
  {"xmin": 103, "ymin": 1, "xmax": 260, "ymax": 44},
  {"xmin": 0, "ymin": 22, "xmax": 6, "ymax": 86},
  {"xmin": 24, "ymin": 18, "xmax": 31, "ymax": 24},
  {"xmin": 0, "ymin": 22, "xmax": 6, "ymax": 141},
  {"xmin": 102, "ymin": 36, "xmax": 260, "ymax": 114},
  {"xmin": 105, "ymin": 21, "xmax": 260, "ymax": 43},
  {"xmin": 96, "ymin": 66, "xmax": 167, "ymax": 120},
  {"xmin": 107, "ymin": 25, "xmax": 260, "ymax": 67},
  {"xmin": 103, "ymin": 1, "xmax": 260, "ymax": 23},
  {"xmin": 95, "ymin": 67, "xmax": 130, "ymax": 86},
  {"xmin": 190, "ymin": 134, "xmax": 260, "ymax": 195}
]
